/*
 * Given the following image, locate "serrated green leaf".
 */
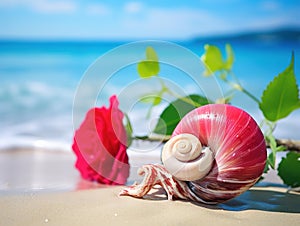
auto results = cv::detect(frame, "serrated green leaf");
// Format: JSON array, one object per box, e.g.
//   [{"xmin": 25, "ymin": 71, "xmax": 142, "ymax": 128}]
[
  {"xmin": 259, "ymin": 53, "xmax": 300, "ymax": 121},
  {"xmin": 278, "ymin": 152, "xmax": 300, "ymax": 187},
  {"xmin": 153, "ymin": 94, "xmax": 210, "ymax": 135},
  {"xmin": 137, "ymin": 46, "xmax": 160, "ymax": 78}
]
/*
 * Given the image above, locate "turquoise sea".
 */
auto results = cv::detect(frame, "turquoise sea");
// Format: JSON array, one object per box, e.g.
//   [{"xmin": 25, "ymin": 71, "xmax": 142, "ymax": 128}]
[{"xmin": 0, "ymin": 37, "xmax": 300, "ymax": 150}]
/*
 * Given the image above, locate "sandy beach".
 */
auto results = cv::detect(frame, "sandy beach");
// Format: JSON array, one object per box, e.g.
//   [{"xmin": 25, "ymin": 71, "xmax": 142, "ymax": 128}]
[{"xmin": 0, "ymin": 148, "xmax": 299, "ymax": 226}]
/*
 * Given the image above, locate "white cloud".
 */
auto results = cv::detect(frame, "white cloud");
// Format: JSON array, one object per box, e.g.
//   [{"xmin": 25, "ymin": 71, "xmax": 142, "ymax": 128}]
[
  {"xmin": 0, "ymin": 0, "xmax": 25, "ymax": 7},
  {"xmin": 119, "ymin": 4, "xmax": 300, "ymax": 39},
  {"xmin": 121, "ymin": 7, "xmax": 227, "ymax": 39},
  {"xmin": 246, "ymin": 15, "xmax": 300, "ymax": 31},
  {"xmin": 86, "ymin": 3, "xmax": 111, "ymax": 16},
  {"xmin": 1, "ymin": 1, "xmax": 298, "ymax": 40},
  {"xmin": 32, "ymin": 0, "xmax": 77, "ymax": 13},
  {"xmin": 0, "ymin": 0, "xmax": 77, "ymax": 13},
  {"xmin": 124, "ymin": 1, "xmax": 143, "ymax": 14}
]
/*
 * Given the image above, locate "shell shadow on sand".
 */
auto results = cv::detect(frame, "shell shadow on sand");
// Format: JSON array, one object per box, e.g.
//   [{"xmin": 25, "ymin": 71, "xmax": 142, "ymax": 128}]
[
  {"xmin": 217, "ymin": 183, "xmax": 300, "ymax": 213},
  {"xmin": 140, "ymin": 183, "xmax": 300, "ymax": 213}
]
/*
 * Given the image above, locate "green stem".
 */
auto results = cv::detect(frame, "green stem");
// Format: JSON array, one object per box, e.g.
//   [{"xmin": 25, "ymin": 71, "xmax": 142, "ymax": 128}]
[
  {"xmin": 132, "ymin": 135, "xmax": 169, "ymax": 142},
  {"xmin": 226, "ymin": 71, "xmax": 260, "ymax": 105},
  {"xmin": 158, "ymin": 77, "xmax": 202, "ymax": 107},
  {"xmin": 240, "ymin": 87, "xmax": 261, "ymax": 104},
  {"xmin": 223, "ymin": 71, "xmax": 260, "ymax": 104},
  {"xmin": 132, "ymin": 135, "xmax": 300, "ymax": 152},
  {"xmin": 167, "ymin": 89, "xmax": 202, "ymax": 107}
]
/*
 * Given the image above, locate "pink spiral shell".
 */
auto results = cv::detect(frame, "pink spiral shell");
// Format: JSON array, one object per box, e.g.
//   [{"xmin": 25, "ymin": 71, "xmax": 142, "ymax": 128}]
[
  {"xmin": 172, "ymin": 104, "xmax": 267, "ymax": 203},
  {"xmin": 119, "ymin": 104, "xmax": 267, "ymax": 204}
]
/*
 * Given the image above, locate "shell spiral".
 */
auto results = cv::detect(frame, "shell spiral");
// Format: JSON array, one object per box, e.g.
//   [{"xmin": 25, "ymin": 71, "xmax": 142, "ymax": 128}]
[
  {"xmin": 164, "ymin": 104, "xmax": 267, "ymax": 203},
  {"xmin": 161, "ymin": 133, "xmax": 214, "ymax": 181}
]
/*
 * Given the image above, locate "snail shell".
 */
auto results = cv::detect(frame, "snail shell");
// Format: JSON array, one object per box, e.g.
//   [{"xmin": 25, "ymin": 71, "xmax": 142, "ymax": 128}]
[
  {"xmin": 162, "ymin": 104, "xmax": 267, "ymax": 203},
  {"xmin": 161, "ymin": 133, "xmax": 214, "ymax": 181}
]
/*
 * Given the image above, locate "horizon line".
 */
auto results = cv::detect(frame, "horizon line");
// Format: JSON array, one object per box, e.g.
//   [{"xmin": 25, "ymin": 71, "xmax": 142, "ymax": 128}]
[{"xmin": 1, "ymin": 26, "xmax": 300, "ymax": 43}]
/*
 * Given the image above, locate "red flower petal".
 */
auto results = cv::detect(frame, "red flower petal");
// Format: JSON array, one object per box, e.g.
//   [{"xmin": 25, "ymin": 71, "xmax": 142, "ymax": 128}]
[{"xmin": 72, "ymin": 95, "xmax": 130, "ymax": 185}]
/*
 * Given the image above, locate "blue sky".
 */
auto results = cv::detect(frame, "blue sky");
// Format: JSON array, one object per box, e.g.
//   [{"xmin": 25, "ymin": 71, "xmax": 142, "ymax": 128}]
[{"xmin": 0, "ymin": 0, "xmax": 300, "ymax": 40}]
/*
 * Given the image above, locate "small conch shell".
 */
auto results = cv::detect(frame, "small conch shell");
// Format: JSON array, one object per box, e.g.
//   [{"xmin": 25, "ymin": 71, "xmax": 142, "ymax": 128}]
[
  {"xmin": 120, "ymin": 104, "xmax": 267, "ymax": 204},
  {"xmin": 161, "ymin": 133, "xmax": 213, "ymax": 181}
]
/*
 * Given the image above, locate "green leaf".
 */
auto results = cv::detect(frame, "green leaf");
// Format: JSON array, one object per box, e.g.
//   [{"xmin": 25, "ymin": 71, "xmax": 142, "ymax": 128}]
[
  {"xmin": 153, "ymin": 94, "xmax": 210, "ymax": 135},
  {"xmin": 259, "ymin": 53, "xmax": 300, "ymax": 121},
  {"xmin": 145, "ymin": 46, "xmax": 158, "ymax": 61},
  {"xmin": 263, "ymin": 161, "xmax": 270, "ymax": 174},
  {"xmin": 137, "ymin": 47, "xmax": 160, "ymax": 78},
  {"xmin": 278, "ymin": 152, "xmax": 300, "ymax": 188},
  {"xmin": 201, "ymin": 44, "xmax": 234, "ymax": 76},
  {"xmin": 201, "ymin": 45, "xmax": 224, "ymax": 76},
  {"xmin": 224, "ymin": 43, "xmax": 234, "ymax": 71},
  {"xmin": 267, "ymin": 152, "xmax": 276, "ymax": 169},
  {"xmin": 137, "ymin": 61, "xmax": 160, "ymax": 78},
  {"xmin": 153, "ymin": 96, "xmax": 162, "ymax": 106}
]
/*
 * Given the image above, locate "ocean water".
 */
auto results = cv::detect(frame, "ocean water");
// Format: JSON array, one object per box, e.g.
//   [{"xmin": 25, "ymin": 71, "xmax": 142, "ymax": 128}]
[{"xmin": 0, "ymin": 39, "xmax": 300, "ymax": 151}]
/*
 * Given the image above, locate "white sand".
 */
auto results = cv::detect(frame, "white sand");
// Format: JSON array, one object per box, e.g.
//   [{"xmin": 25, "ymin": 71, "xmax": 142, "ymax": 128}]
[{"xmin": 0, "ymin": 149, "xmax": 299, "ymax": 226}]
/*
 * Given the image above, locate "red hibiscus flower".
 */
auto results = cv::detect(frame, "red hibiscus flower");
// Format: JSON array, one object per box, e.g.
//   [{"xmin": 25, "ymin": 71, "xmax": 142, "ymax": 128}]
[{"xmin": 72, "ymin": 95, "xmax": 130, "ymax": 185}]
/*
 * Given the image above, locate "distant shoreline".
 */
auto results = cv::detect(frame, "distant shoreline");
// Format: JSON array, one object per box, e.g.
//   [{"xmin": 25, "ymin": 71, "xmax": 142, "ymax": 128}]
[
  {"xmin": 0, "ymin": 27, "xmax": 300, "ymax": 43},
  {"xmin": 192, "ymin": 27, "xmax": 300, "ymax": 43}
]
